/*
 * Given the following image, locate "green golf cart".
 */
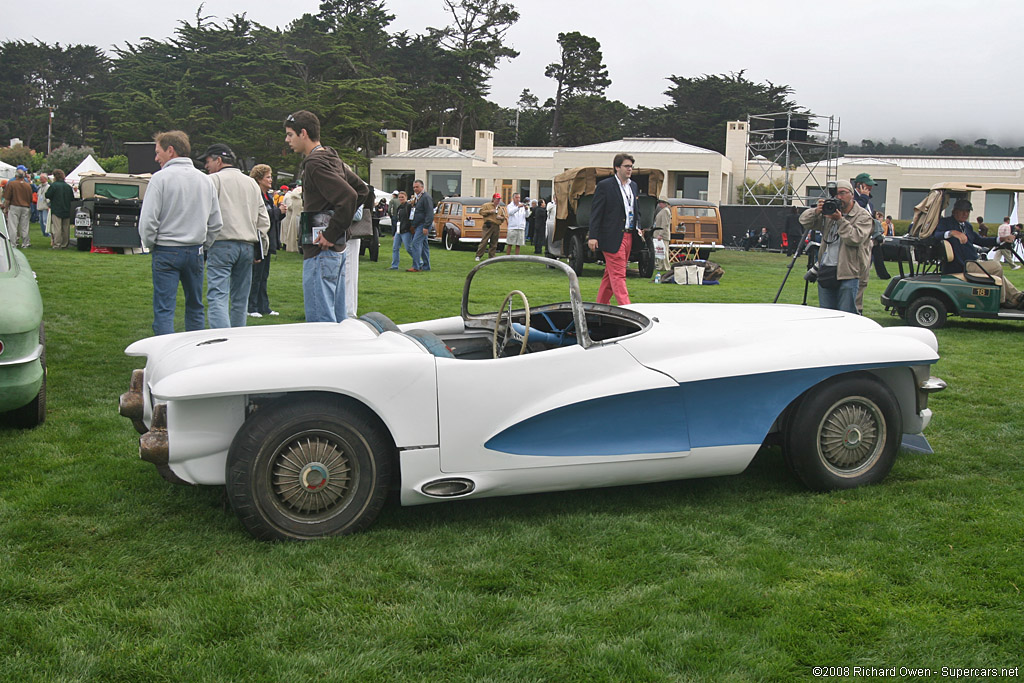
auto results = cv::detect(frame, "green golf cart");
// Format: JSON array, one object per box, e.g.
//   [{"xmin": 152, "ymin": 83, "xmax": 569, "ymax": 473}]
[{"xmin": 881, "ymin": 182, "xmax": 1024, "ymax": 328}]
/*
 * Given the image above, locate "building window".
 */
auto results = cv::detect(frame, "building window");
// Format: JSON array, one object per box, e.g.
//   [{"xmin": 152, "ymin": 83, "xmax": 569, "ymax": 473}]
[
  {"xmin": 538, "ymin": 180, "xmax": 552, "ymax": 203},
  {"xmin": 899, "ymin": 190, "xmax": 930, "ymax": 221},
  {"xmin": 675, "ymin": 173, "xmax": 709, "ymax": 200},
  {"xmin": 518, "ymin": 180, "xmax": 530, "ymax": 201},
  {"xmin": 984, "ymin": 191, "xmax": 1013, "ymax": 224},
  {"xmin": 428, "ymin": 172, "xmax": 461, "ymax": 203},
  {"xmin": 383, "ymin": 171, "xmax": 414, "ymax": 195}
]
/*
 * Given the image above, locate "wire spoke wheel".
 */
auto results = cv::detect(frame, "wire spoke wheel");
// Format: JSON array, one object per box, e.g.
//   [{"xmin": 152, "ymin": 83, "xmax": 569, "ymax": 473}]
[
  {"xmin": 270, "ymin": 431, "xmax": 354, "ymax": 516},
  {"xmin": 785, "ymin": 374, "xmax": 901, "ymax": 491},
  {"xmin": 227, "ymin": 397, "xmax": 391, "ymax": 541},
  {"xmin": 817, "ymin": 397, "xmax": 885, "ymax": 475}
]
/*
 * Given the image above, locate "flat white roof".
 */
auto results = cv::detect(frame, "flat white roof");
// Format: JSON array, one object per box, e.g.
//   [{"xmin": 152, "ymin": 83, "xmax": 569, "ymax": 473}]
[
  {"xmin": 564, "ymin": 137, "xmax": 719, "ymax": 155},
  {"xmin": 840, "ymin": 155, "xmax": 1024, "ymax": 171}
]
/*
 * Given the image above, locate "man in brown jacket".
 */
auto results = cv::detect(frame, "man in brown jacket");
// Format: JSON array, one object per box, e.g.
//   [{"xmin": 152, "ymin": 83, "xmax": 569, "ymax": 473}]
[
  {"xmin": 285, "ymin": 110, "xmax": 368, "ymax": 322},
  {"xmin": 2, "ymin": 169, "xmax": 34, "ymax": 248},
  {"xmin": 475, "ymin": 192, "xmax": 506, "ymax": 261}
]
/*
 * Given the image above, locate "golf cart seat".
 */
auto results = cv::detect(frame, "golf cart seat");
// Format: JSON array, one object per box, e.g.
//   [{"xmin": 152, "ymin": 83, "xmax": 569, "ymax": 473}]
[{"xmin": 938, "ymin": 240, "xmax": 1002, "ymax": 286}]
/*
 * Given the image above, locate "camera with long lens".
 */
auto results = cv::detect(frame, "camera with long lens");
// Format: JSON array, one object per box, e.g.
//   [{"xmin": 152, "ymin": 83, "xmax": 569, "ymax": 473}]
[
  {"xmin": 803, "ymin": 264, "xmax": 819, "ymax": 282},
  {"xmin": 821, "ymin": 182, "xmax": 840, "ymax": 215}
]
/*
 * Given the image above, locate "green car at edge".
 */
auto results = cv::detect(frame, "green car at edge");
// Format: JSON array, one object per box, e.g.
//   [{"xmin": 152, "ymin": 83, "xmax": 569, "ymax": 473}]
[{"xmin": 0, "ymin": 211, "xmax": 46, "ymax": 427}]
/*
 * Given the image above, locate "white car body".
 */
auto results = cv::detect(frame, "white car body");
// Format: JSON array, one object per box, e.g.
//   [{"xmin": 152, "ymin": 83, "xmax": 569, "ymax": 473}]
[{"xmin": 121, "ymin": 257, "xmax": 944, "ymax": 540}]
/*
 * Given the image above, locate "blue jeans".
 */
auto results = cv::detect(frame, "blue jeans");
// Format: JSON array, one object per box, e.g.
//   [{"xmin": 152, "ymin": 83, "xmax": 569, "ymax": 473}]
[
  {"xmin": 390, "ymin": 232, "xmax": 415, "ymax": 268},
  {"xmin": 818, "ymin": 277, "xmax": 859, "ymax": 314},
  {"xmin": 152, "ymin": 245, "xmax": 205, "ymax": 336},
  {"xmin": 37, "ymin": 209, "xmax": 49, "ymax": 236},
  {"xmin": 206, "ymin": 240, "xmax": 254, "ymax": 328},
  {"xmin": 303, "ymin": 250, "xmax": 347, "ymax": 322},
  {"xmin": 411, "ymin": 228, "xmax": 430, "ymax": 270}
]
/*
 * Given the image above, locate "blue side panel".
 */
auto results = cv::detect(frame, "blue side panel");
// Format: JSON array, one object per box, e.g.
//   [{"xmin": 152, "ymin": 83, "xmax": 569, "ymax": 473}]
[
  {"xmin": 484, "ymin": 388, "xmax": 692, "ymax": 456},
  {"xmin": 484, "ymin": 363, "xmax": 912, "ymax": 457}
]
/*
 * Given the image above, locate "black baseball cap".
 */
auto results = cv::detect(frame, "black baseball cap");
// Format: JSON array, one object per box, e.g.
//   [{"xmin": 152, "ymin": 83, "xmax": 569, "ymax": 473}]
[{"xmin": 199, "ymin": 143, "xmax": 236, "ymax": 164}]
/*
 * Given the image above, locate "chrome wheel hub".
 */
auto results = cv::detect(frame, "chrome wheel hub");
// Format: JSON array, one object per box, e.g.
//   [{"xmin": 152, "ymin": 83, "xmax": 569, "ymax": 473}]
[
  {"xmin": 272, "ymin": 434, "xmax": 353, "ymax": 514},
  {"xmin": 819, "ymin": 398, "xmax": 884, "ymax": 473}
]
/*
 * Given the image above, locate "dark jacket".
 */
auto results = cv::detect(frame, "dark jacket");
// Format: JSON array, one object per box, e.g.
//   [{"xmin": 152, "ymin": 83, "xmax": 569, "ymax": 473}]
[
  {"xmin": 300, "ymin": 146, "xmax": 368, "ymax": 259},
  {"xmin": 938, "ymin": 215, "xmax": 996, "ymax": 274},
  {"xmin": 44, "ymin": 180, "xmax": 75, "ymax": 218},
  {"xmin": 261, "ymin": 191, "xmax": 281, "ymax": 255},
  {"xmin": 588, "ymin": 175, "xmax": 639, "ymax": 253},
  {"xmin": 410, "ymin": 192, "xmax": 434, "ymax": 233},
  {"xmin": 396, "ymin": 202, "xmax": 412, "ymax": 233}
]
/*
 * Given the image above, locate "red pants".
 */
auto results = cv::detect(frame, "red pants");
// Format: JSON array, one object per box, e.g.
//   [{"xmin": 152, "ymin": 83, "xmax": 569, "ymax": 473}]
[{"xmin": 597, "ymin": 232, "xmax": 632, "ymax": 305}]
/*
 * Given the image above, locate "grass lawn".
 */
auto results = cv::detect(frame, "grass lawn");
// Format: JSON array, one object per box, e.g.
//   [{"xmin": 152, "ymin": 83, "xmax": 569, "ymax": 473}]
[{"xmin": 2, "ymin": 232, "xmax": 1022, "ymax": 681}]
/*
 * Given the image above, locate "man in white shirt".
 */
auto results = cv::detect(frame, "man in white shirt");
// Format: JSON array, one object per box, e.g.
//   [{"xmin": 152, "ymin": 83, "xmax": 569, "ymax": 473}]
[{"xmin": 138, "ymin": 131, "xmax": 223, "ymax": 335}]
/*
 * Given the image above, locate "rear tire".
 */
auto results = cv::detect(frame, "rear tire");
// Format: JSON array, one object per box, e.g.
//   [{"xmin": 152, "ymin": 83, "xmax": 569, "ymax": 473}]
[
  {"xmin": 784, "ymin": 374, "xmax": 902, "ymax": 491},
  {"xmin": 226, "ymin": 396, "xmax": 392, "ymax": 541},
  {"xmin": 76, "ymin": 237, "xmax": 92, "ymax": 252},
  {"xmin": 907, "ymin": 296, "xmax": 947, "ymax": 329},
  {"xmin": 637, "ymin": 236, "xmax": 655, "ymax": 279},
  {"xmin": 444, "ymin": 230, "xmax": 457, "ymax": 251}
]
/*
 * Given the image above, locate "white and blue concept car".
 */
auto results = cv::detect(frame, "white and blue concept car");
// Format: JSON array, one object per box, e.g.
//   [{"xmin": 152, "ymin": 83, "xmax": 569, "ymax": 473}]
[{"xmin": 120, "ymin": 257, "xmax": 945, "ymax": 541}]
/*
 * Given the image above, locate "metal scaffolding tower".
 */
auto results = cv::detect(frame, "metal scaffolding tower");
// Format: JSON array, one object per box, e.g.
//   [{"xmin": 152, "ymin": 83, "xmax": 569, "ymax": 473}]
[{"xmin": 741, "ymin": 111, "xmax": 840, "ymax": 206}]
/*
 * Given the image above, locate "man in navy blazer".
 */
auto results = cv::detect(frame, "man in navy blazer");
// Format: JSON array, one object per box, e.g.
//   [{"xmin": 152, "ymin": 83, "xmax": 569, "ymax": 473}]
[
  {"xmin": 587, "ymin": 154, "xmax": 641, "ymax": 305},
  {"xmin": 939, "ymin": 198, "xmax": 1023, "ymax": 308}
]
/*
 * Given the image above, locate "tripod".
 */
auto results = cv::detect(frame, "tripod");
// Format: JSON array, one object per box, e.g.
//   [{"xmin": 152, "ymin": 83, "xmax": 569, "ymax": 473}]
[{"xmin": 773, "ymin": 224, "xmax": 819, "ymax": 304}]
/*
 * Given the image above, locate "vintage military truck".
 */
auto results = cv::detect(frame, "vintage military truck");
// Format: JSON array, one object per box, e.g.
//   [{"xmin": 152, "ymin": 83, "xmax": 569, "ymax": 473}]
[{"xmin": 547, "ymin": 166, "xmax": 661, "ymax": 278}]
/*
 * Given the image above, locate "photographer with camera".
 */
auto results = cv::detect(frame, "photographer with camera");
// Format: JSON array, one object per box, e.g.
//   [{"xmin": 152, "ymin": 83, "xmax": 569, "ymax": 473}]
[{"xmin": 799, "ymin": 180, "xmax": 872, "ymax": 314}]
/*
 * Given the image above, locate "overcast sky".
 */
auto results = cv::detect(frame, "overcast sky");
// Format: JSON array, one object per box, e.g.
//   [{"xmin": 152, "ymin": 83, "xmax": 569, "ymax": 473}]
[{"xmin": 4, "ymin": 0, "xmax": 1023, "ymax": 148}]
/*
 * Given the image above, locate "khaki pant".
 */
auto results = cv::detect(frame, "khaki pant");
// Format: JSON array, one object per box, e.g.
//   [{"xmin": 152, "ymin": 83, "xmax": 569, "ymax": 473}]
[
  {"xmin": 968, "ymin": 260, "xmax": 1022, "ymax": 306},
  {"xmin": 51, "ymin": 215, "xmax": 71, "ymax": 248},
  {"xmin": 475, "ymin": 222, "xmax": 500, "ymax": 258}
]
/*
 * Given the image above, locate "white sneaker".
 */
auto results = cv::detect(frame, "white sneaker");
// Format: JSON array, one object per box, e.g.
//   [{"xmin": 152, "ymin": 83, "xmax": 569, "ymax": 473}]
[
  {"xmin": 248, "ymin": 312, "xmax": 262, "ymax": 318},
  {"xmin": 1013, "ymin": 264, "xmax": 1022, "ymax": 270},
  {"xmin": 475, "ymin": 256, "xmax": 481, "ymax": 261},
  {"xmin": 268, "ymin": 310, "xmax": 279, "ymax": 316}
]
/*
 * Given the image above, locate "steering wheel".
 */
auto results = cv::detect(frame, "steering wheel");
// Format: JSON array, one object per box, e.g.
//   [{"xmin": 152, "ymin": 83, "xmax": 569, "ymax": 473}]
[{"xmin": 492, "ymin": 290, "xmax": 530, "ymax": 358}]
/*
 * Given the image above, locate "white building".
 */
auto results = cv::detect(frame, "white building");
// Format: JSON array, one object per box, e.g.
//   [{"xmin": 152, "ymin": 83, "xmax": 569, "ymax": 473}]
[{"xmin": 369, "ymin": 123, "xmax": 1024, "ymax": 222}]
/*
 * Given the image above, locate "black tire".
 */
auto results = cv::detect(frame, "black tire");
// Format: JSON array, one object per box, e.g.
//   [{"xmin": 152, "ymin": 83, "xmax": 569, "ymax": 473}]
[
  {"xmin": 11, "ymin": 324, "xmax": 46, "ymax": 429},
  {"xmin": 76, "ymin": 237, "xmax": 92, "ymax": 252},
  {"xmin": 637, "ymin": 236, "xmax": 655, "ymax": 279},
  {"xmin": 784, "ymin": 374, "xmax": 902, "ymax": 491},
  {"xmin": 444, "ymin": 229, "xmax": 457, "ymax": 251},
  {"xmin": 226, "ymin": 396, "xmax": 392, "ymax": 541},
  {"xmin": 907, "ymin": 296, "xmax": 947, "ymax": 329},
  {"xmin": 567, "ymin": 232, "xmax": 585, "ymax": 275}
]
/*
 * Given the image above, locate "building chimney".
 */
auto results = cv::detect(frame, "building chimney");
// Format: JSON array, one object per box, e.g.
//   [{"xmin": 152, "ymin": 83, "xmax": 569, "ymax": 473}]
[
  {"xmin": 385, "ymin": 130, "xmax": 408, "ymax": 155},
  {"xmin": 724, "ymin": 121, "xmax": 750, "ymax": 203},
  {"xmin": 436, "ymin": 136, "xmax": 460, "ymax": 151},
  {"xmin": 474, "ymin": 130, "xmax": 494, "ymax": 165}
]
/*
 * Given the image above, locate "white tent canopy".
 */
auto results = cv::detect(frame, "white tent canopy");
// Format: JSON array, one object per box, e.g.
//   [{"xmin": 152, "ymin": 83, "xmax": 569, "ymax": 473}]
[
  {"xmin": 66, "ymin": 155, "xmax": 105, "ymax": 183},
  {"xmin": 0, "ymin": 159, "xmax": 15, "ymax": 180}
]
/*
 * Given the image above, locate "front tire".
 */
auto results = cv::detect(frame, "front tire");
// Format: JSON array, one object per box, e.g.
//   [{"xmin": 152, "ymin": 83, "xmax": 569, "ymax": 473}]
[
  {"xmin": 226, "ymin": 396, "xmax": 392, "ymax": 541},
  {"xmin": 784, "ymin": 374, "xmax": 902, "ymax": 491},
  {"xmin": 567, "ymin": 232, "xmax": 585, "ymax": 275},
  {"xmin": 907, "ymin": 296, "xmax": 947, "ymax": 329}
]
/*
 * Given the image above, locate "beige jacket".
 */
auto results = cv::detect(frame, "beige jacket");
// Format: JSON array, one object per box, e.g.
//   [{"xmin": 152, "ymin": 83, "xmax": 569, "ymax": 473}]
[
  {"xmin": 209, "ymin": 167, "xmax": 270, "ymax": 254},
  {"xmin": 800, "ymin": 201, "xmax": 872, "ymax": 281}
]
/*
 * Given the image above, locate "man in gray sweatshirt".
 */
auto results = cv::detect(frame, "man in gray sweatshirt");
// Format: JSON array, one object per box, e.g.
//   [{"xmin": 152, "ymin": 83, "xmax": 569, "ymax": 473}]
[{"xmin": 139, "ymin": 131, "xmax": 223, "ymax": 336}]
